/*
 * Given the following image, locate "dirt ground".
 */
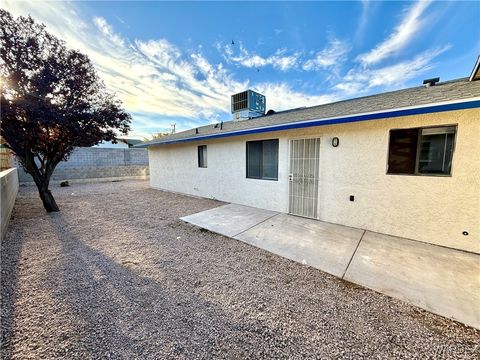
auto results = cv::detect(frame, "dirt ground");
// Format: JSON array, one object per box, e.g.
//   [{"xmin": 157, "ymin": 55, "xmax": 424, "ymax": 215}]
[{"xmin": 1, "ymin": 180, "xmax": 479, "ymax": 359}]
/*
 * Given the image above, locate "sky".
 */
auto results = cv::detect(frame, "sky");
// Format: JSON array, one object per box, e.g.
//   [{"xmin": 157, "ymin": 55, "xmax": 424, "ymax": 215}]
[{"xmin": 2, "ymin": 1, "xmax": 479, "ymax": 138}]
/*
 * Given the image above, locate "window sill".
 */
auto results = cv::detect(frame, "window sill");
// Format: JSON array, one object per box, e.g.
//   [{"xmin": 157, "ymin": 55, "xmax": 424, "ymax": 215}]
[
  {"xmin": 246, "ymin": 177, "xmax": 278, "ymax": 181},
  {"xmin": 386, "ymin": 172, "xmax": 452, "ymax": 177}
]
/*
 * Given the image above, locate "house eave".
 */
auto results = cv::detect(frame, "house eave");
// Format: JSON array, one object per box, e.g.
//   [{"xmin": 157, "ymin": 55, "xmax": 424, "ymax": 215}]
[
  {"xmin": 137, "ymin": 98, "xmax": 480, "ymax": 148},
  {"xmin": 469, "ymin": 55, "xmax": 480, "ymax": 81}
]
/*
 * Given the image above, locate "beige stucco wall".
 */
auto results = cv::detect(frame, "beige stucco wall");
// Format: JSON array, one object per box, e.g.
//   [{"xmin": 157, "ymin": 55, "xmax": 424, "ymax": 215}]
[{"xmin": 149, "ymin": 108, "xmax": 480, "ymax": 253}]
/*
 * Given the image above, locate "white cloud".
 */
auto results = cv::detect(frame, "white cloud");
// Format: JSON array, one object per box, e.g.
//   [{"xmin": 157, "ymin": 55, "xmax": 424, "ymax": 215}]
[
  {"xmin": 223, "ymin": 40, "xmax": 350, "ymax": 73},
  {"xmin": 2, "ymin": 0, "xmax": 451, "ymax": 137},
  {"xmin": 357, "ymin": 0, "xmax": 431, "ymax": 66},
  {"xmin": 4, "ymin": 1, "xmax": 340, "ymax": 134},
  {"xmin": 354, "ymin": 0, "xmax": 372, "ymax": 43},
  {"xmin": 254, "ymin": 83, "xmax": 338, "ymax": 111},
  {"xmin": 341, "ymin": 45, "xmax": 449, "ymax": 93},
  {"xmin": 333, "ymin": 82, "xmax": 365, "ymax": 96},
  {"xmin": 93, "ymin": 16, "xmax": 124, "ymax": 47},
  {"xmin": 366, "ymin": 46, "xmax": 449, "ymax": 87},
  {"xmin": 136, "ymin": 39, "xmax": 182, "ymax": 64},
  {"xmin": 302, "ymin": 39, "xmax": 349, "ymax": 71},
  {"xmin": 223, "ymin": 44, "xmax": 301, "ymax": 71},
  {"xmin": 1, "ymin": 1, "xmax": 249, "ymax": 135}
]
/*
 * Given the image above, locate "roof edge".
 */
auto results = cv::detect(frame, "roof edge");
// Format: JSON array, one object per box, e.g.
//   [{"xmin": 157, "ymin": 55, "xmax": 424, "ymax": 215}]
[
  {"xmin": 469, "ymin": 55, "xmax": 480, "ymax": 81},
  {"xmin": 136, "ymin": 97, "xmax": 480, "ymax": 148}
]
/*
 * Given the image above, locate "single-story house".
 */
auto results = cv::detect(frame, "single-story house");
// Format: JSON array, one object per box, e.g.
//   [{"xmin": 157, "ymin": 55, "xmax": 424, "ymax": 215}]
[{"xmin": 140, "ymin": 58, "xmax": 480, "ymax": 254}]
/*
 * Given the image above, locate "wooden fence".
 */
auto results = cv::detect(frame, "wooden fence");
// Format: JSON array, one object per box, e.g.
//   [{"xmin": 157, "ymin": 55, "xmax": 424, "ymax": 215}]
[{"xmin": 0, "ymin": 147, "xmax": 13, "ymax": 171}]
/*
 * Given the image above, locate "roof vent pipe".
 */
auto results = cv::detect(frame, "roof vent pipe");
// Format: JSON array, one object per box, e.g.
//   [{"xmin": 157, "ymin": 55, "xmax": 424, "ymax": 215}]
[
  {"xmin": 423, "ymin": 77, "xmax": 440, "ymax": 87},
  {"xmin": 213, "ymin": 121, "xmax": 224, "ymax": 130}
]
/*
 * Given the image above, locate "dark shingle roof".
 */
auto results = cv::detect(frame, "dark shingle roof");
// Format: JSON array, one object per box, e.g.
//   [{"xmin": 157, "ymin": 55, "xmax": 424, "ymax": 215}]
[{"xmin": 139, "ymin": 78, "xmax": 480, "ymax": 147}]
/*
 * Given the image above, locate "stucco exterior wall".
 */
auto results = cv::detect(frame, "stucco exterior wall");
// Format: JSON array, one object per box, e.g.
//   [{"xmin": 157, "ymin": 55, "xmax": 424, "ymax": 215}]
[
  {"xmin": 149, "ymin": 108, "xmax": 480, "ymax": 253},
  {"xmin": 1, "ymin": 168, "xmax": 19, "ymax": 240}
]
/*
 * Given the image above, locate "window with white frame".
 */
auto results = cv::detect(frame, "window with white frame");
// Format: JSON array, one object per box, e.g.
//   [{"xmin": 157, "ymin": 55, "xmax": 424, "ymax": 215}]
[{"xmin": 387, "ymin": 125, "xmax": 456, "ymax": 176}]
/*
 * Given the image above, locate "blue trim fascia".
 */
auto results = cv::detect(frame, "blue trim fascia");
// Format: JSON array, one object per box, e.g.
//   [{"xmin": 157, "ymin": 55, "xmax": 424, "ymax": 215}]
[{"xmin": 141, "ymin": 99, "xmax": 480, "ymax": 147}]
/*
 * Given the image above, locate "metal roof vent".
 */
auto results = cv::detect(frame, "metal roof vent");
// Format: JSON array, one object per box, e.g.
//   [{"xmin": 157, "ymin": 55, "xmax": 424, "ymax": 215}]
[
  {"xmin": 231, "ymin": 90, "xmax": 265, "ymax": 121},
  {"xmin": 423, "ymin": 77, "xmax": 440, "ymax": 87}
]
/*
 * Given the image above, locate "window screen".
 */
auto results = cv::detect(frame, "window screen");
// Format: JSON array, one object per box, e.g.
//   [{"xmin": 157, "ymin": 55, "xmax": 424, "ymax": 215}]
[
  {"xmin": 418, "ymin": 127, "xmax": 455, "ymax": 175},
  {"xmin": 198, "ymin": 145, "xmax": 207, "ymax": 168},
  {"xmin": 387, "ymin": 126, "xmax": 456, "ymax": 176},
  {"xmin": 246, "ymin": 139, "xmax": 279, "ymax": 180}
]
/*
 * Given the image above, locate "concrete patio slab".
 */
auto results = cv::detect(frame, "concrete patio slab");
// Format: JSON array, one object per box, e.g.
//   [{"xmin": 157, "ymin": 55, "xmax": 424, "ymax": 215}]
[
  {"xmin": 344, "ymin": 231, "xmax": 480, "ymax": 329},
  {"xmin": 181, "ymin": 202, "xmax": 480, "ymax": 329},
  {"xmin": 235, "ymin": 214, "xmax": 365, "ymax": 277},
  {"xmin": 180, "ymin": 203, "xmax": 278, "ymax": 238}
]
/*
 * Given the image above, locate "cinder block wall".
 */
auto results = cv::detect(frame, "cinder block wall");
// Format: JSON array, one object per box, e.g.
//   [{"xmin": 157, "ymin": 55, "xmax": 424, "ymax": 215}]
[
  {"xmin": 14, "ymin": 148, "xmax": 149, "ymax": 183},
  {"xmin": 1, "ymin": 168, "xmax": 19, "ymax": 240}
]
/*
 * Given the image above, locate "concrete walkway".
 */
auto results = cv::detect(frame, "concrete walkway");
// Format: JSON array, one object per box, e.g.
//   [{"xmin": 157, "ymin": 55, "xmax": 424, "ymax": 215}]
[{"xmin": 181, "ymin": 204, "xmax": 480, "ymax": 329}]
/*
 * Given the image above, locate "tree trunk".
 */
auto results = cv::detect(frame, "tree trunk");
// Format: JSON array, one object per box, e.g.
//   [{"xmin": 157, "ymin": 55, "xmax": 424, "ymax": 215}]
[
  {"xmin": 38, "ymin": 186, "xmax": 59, "ymax": 212},
  {"xmin": 23, "ymin": 152, "xmax": 60, "ymax": 212}
]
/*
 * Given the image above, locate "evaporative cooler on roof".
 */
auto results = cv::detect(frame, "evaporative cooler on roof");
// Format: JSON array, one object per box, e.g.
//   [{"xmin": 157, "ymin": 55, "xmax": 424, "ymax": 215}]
[{"xmin": 231, "ymin": 90, "xmax": 265, "ymax": 121}]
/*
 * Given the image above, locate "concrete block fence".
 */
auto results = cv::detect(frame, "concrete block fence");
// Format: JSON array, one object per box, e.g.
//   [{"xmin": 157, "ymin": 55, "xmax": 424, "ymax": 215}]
[{"xmin": 13, "ymin": 147, "xmax": 149, "ymax": 184}]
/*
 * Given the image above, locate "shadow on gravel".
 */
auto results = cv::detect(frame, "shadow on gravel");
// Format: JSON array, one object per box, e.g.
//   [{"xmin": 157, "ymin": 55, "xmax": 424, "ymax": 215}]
[
  {"xmin": 5, "ymin": 183, "xmax": 479, "ymax": 358},
  {"xmin": 44, "ymin": 213, "xmax": 310, "ymax": 358},
  {"xmin": 0, "ymin": 218, "xmax": 26, "ymax": 360}
]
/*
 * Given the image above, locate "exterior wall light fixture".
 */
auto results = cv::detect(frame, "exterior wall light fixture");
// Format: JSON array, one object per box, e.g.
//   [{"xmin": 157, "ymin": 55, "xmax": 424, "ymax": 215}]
[{"xmin": 332, "ymin": 137, "xmax": 339, "ymax": 147}]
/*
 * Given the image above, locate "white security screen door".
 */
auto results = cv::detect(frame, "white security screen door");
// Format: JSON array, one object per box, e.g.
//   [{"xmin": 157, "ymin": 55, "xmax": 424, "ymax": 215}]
[{"xmin": 288, "ymin": 138, "xmax": 320, "ymax": 219}]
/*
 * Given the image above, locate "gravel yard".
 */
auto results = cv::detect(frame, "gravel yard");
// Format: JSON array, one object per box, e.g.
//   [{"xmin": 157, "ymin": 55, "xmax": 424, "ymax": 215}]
[{"xmin": 1, "ymin": 180, "xmax": 479, "ymax": 359}]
